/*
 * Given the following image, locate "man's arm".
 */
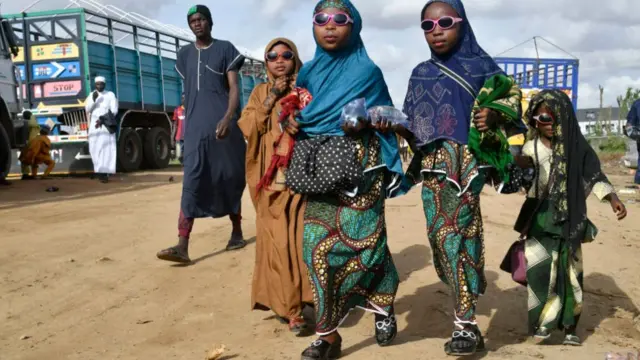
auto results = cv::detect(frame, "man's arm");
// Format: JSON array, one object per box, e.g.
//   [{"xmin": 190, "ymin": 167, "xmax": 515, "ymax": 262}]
[
  {"xmin": 109, "ymin": 93, "xmax": 118, "ymax": 115},
  {"xmin": 84, "ymin": 95, "xmax": 95, "ymax": 113},
  {"xmin": 224, "ymin": 71, "xmax": 240, "ymax": 122}
]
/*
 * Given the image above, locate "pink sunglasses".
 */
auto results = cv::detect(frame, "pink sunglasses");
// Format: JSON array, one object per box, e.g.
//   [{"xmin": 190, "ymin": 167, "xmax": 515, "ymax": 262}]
[
  {"xmin": 421, "ymin": 16, "xmax": 463, "ymax": 32},
  {"xmin": 313, "ymin": 12, "xmax": 353, "ymax": 26}
]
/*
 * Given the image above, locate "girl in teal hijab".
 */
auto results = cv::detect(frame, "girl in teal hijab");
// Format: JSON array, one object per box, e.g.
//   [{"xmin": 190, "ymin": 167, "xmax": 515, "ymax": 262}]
[
  {"xmin": 288, "ymin": 1, "xmax": 402, "ymax": 359},
  {"xmin": 295, "ymin": 0, "xmax": 404, "ymax": 189}
]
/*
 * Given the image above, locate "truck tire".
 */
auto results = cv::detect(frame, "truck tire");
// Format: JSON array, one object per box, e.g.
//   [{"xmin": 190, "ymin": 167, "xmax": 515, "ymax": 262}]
[
  {"xmin": 117, "ymin": 128, "xmax": 143, "ymax": 172},
  {"xmin": 0, "ymin": 124, "xmax": 11, "ymax": 178},
  {"xmin": 136, "ymin": 128, "xmax": 149, "ymax": 142},
  {"xmin": 143, "ymin": 127, "xmax": 171, "ymax": 169},
  {"xmin": 135, "ymin": 128, "xmax": 150, "ymax": 170}
]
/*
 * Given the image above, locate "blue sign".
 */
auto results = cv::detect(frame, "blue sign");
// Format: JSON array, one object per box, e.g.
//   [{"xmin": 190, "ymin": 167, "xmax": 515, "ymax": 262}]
[
  {"xmin": 31, "ymin": 61, "xmax": 81, "ymax": 81},
  {"xmin": 37, "ymin": 116, "xmax": 61, "ymax": 135},
  {"xmin": 16, "ymin": 65, "xmax": 25, "ymax": 81}
]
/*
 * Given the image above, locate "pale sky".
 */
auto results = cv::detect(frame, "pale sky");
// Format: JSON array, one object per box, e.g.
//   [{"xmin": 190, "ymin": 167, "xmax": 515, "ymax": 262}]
[{"xmin": 6, "ymin": 0, "xmax": 640, "ymax": 109}]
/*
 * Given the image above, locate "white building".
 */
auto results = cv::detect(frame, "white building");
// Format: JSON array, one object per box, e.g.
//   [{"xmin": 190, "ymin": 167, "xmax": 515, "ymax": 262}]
[{"xmin": 575, "ymin": 107, "xmax": 625, "ymax": 135}]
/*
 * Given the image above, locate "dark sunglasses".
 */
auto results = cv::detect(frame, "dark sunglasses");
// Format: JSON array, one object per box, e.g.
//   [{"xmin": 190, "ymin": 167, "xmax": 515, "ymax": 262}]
[
  {"xmin": 313, "ymin": 12, "xmax": 353, "ymax": 26},
  {"xmin": 265, "ymin": 50, "xmax": 295, "ymax": 62},
  {"xmin": 421, "ymin": 16, "xmax": 463, "ymax": 32},
  {"xmin": 533, "ymin": 113, "xmax": 554, "ymax": 124}
]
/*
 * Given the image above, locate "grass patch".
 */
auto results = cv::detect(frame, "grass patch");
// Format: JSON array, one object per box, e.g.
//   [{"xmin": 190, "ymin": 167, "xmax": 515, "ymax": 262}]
[{"xmin": 587, "ymin": 136, "xmax": 628, "ymax": 154}]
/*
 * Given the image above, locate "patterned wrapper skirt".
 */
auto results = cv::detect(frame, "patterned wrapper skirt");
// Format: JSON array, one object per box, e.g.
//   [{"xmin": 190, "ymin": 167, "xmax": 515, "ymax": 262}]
[
  {"xmin": 414, "ymin": 140, "xmax": 487, "ymax": 321},
  {"xmin": 525, "ymin": 200, "xmax": 585, "ymax": 333},
  {"xmin": 302, "ymin": 133, "xmax": 399, "ymax": 335}
]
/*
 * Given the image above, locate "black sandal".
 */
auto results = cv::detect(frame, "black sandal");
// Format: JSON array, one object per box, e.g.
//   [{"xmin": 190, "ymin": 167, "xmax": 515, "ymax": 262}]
[
  {"xmin": 563, "ymin": 333, "xmax": 581, "ymax": 346},
  {"xmin": 289, "ymin": 316, "xmax": 310, "ymax": 337},
  {"xmin": 444, "ymin": 326, "xmax": 483, "ymax": 356},
  {"xmin": 301, "ymin": 337, "xmax": 342, "ymax": 360},
  {"xmin": 533, "ymin": 326, "xmax": 551, "ymax": 340},
  {"xmin": 156, "ymin": 246, "xmax": 191, "ymax": 263},
  {"xmin": 225, "ymin": 233, "xmax": 247, "ymax": 251},
  {"xmin": 375, "ymin": 313, "xmax": 397, "ymax": 347}
]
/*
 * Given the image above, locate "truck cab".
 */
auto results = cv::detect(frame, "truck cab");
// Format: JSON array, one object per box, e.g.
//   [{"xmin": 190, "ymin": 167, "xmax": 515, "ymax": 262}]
[{"xmin": 0, "ymin": 15, "xmax": 30, "ymax": 177}]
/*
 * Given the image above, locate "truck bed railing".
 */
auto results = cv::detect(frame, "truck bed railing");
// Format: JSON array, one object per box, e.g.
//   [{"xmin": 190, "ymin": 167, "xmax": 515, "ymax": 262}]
[{"xmin": 14, "ymin": 0, "xmax": 263, "ymax": 62}]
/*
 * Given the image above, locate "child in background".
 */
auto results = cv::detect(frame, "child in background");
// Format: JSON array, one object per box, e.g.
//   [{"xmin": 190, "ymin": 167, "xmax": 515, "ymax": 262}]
[
  {"xmin": 20, "ymin": 111, "xmax": 39, "ymax": 180},
  {"xmin": 19, "ymin": 125, "xmax": 55, "ymax": 179},
  {"xmin": 172, "ymin": 93, "xmax": 186, "ymax": 164},
  {"xmin": 511, "ymin": 89, "xmax": 626, "ymax": 346}
]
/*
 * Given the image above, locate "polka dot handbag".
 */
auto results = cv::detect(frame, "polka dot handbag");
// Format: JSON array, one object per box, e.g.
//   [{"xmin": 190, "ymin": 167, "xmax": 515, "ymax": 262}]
[{"xmin": 285, "ymin": 135, "xmax": 364, "ymax": 195}]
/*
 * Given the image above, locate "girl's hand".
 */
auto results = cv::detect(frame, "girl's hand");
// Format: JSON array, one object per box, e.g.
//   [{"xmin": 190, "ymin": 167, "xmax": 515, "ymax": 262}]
[
  {"xmin": 284, "ymin": 114, "xmax": 299, "ymax": 136},
  {"xmin": 513, "ymin": 155, "xmax": 534, "ymax": 169},
  {"xmin": 372, "ymin": 117, "xmax": 393, "ymax": 133},
  {"xmin": 473, "ymin": 108, "xmax": 498, "ymax": 132},
  {"xmin": 342, "ymin": 118, "xmax": 366, "ymax": 135},
  {"xmin": 608, "ymin": 194, "xmax": 627, "ymax": 220},
  {"xmin": 271, "ymin": 76, "xmax": 291, "ymax": 97}
]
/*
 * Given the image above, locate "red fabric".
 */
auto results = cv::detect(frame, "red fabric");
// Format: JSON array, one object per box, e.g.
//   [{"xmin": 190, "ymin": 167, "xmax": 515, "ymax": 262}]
[
  {"xmin": 178, "ymin": 209, "xmax": 194, "ymax": 238},
  {"xmin": 256, "ymin": 88, "xmax": 312, "ymax": 192},
  {"xmin": 173, "ymin": 106, "xmax": 185, "ymax": 141}
]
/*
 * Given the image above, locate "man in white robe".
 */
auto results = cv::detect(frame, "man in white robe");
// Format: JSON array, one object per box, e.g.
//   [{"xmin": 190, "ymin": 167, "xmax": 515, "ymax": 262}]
[{"xmin": 85, "ymin": 76, "xmax": 118, "ymax": 183}]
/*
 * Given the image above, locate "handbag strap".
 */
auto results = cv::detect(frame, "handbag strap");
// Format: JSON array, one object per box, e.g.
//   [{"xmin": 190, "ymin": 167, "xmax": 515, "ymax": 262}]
[
  {"xmin": 519, "ymin": 138, "xmax": 550, "ymax": 240},
  {"xmin": 431, "ymin": 60, "xmax": 477, "ymax": 98}
]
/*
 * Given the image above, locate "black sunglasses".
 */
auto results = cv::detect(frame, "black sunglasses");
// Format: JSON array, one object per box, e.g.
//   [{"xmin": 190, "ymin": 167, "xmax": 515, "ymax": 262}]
[{"xmin": 265, "ymin": 50, "xmax": 295, "ymax": 62}]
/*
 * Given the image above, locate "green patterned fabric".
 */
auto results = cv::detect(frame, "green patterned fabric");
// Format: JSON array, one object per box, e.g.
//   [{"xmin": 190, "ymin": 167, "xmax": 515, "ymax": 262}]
[
  {"xmin": 303, "ymin": 133, "xmax": 399, "ymax": 334},
  {"xmin": 421, "ymin": 151, "xmax": 487, "ymax": 321},
  {"xmin": 525, "ymin": 200, "xmax": 584, "ymax": 333},
  {"xmin": 468, "ymin": 74, "xmax": 522, "ymax": 183}
]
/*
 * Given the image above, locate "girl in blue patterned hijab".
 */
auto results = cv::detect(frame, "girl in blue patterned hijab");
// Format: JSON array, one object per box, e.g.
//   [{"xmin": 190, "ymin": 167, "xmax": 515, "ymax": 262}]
[
  {"xmin": 397, "ymin": 0, "xmax": 517, "ymax": 356},
  {"xmin": 404, "ymin": 0, "xmax": 503, "ymax": 146},
  {"xmin": 292, "ymin": 1, "xmax": 402, "ymax": 359}
]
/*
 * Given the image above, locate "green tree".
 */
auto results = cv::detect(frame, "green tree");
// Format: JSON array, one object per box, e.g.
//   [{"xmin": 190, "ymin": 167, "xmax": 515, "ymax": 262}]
[{"xmin": 617, "ymin": 87, "xmax": 640, "ymax": 122}]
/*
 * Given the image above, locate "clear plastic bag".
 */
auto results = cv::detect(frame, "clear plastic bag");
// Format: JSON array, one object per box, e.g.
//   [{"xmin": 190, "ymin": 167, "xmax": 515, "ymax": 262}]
[
  {"xmin": 367, "ymin": 105, "xmax": 409, "ymax": 128},
  {"xmin": 624, "ymin": 123, "xmax": 640, "ymax": 142},
  {"xmin": 340, "ymin": 98, "xmax": 368, "ymax": 127}
]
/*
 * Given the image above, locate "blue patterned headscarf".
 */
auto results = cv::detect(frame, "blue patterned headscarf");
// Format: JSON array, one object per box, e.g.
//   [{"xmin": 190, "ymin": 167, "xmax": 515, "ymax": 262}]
[
  {"xmin": 403, "ymin": 0, "xmax": 504, "ymax": 146},
  {"xmin": 296, "ymin": 0, "xmax": 403, "ymax": 184}
]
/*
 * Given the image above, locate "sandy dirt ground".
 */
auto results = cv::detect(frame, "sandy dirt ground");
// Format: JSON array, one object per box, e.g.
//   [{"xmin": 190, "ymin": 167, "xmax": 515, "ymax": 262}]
[{"xmin": 2, "ymin": 165, "xmax": 640, "ymax": 360}]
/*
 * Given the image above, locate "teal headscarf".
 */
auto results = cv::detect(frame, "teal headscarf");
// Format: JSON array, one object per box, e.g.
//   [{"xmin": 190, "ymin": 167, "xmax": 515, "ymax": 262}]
[{"xmin": 295, "ymin": 0, "xmax": 403, "ymax": 192}]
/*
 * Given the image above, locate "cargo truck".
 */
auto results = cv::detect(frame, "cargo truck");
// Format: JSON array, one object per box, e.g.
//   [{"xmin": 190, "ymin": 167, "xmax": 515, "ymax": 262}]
[
  {"xmin": 0, "ymin": 15, "xmax": 32, "ymax": 178},
  {"xmin": 4, "ymin": 7, "xmax": 265, "ymax": 177}
]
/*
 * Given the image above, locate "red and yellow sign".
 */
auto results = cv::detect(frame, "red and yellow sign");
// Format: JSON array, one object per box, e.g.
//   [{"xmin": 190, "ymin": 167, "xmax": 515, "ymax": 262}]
[
  {"xmin": 30, "ymin": 43, "xmax": 79, "ymax": 61},
  {"xmin": 31, "ymin": 80, "xmax": 82, "ymax": 98}
]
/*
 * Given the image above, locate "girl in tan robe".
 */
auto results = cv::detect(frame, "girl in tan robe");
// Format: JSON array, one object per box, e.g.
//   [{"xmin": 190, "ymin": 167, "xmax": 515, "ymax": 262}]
[{"xmin": 238, "ymin": 38, "xmax": 313, "ymax": 336}]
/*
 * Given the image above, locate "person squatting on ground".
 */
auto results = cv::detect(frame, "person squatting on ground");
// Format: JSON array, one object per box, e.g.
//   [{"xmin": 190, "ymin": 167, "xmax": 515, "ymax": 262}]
[{"xmin": 18, "ymin": 125, "xmax": 56, "ymax": 179}]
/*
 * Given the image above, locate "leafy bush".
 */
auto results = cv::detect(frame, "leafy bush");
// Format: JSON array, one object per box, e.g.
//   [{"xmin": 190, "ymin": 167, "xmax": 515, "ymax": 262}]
[{"xmin": 598, "ymin": 136, "xmax": 627, "ymax": 153}]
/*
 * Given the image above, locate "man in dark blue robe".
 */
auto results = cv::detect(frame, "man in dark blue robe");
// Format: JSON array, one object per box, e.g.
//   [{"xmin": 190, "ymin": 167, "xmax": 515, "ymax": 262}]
[{"xmin": 157, "ymin": 4, "xmax": 247, "ymax": 263}]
